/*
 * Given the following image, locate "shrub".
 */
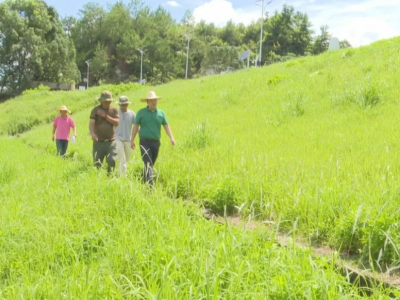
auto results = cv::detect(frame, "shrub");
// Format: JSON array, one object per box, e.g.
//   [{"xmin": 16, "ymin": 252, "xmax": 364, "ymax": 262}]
[
  {"xmin": 22, "ymin": 85, "xmax": 51, "ymax": 95},
  {"xmin": 286, "ymin": 59, "xmax": 306, "ymax": 68},
  {"xmin": 332, "ymin": 206, "xmax": 366, "ymax": 254},
  {"xmin": 361, "ymin": 213, "xmax": 400, "ymax": 268},
  {"xmin": 183, "ymin": 120, "xmax": 214, "ymax": 150},
  {"xmin": 281, "ymin": 93, "xmax": 306, "ymax": 118},
  {"xmin": 0, "ymin": 163, "xmax": 16, "ymax": 185},
  {"xmin": 209, "ymin": 177, "xmax": 239, "ymax": 215},
  {"xmin": 358, "ymin": 84, "xmax": 380, "ymax": 108},
  {"xmin": 267, "ymin": 74, "xmax": 287, "ymax": 85},
  {"xmin": 342, "ymin": 48, "xmax": 355, "ymax": 59},
  {"xmin": 332, "ymin": 207, "xmax": 400, "ymax": 268}
]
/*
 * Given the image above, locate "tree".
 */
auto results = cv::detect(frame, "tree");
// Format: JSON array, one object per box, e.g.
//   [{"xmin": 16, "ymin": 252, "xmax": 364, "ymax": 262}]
[
  {"xmin": 0, "ymin": 0, "xmax": 80, "ymax": 98},
  {"xmin": 201, "ymin": 45, "xmax": 242, "ymax": 73},
  {"xmin": 220, "ymin": 20, "xmax": 241, "ymax": 46},
  {"xmin": 312, "ymin": 25, "xmax": 331, "ymax": 55},
  {"xmin": 71, "ymin": 3, "xmax": 106, "ymax": 74},
  {"xmin": 62, "ymin": 2, "xmax": 319, "ymax": 85},
  {"xmin": 340, "ymin": 39, "xmax": 352, "ymax": 49},
  {"xmin": 90, "ymin": 43, "xmax": 110, "ymax": 85},
  {"xmin": 264, "ymin": 5, "xmax": 313, "ymax": 61}
]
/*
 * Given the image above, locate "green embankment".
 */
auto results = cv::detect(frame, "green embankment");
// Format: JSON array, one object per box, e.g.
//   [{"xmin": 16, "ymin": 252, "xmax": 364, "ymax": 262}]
[{"xmin": 1, "ymin": 37, "xmax": 400, "ymax": 298}]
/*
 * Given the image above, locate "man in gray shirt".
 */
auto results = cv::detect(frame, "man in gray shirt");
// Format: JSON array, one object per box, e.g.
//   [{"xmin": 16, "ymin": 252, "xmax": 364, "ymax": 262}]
[{"xmin": 115, "ymin": 96, "xmax": 136, "ymax": 175}]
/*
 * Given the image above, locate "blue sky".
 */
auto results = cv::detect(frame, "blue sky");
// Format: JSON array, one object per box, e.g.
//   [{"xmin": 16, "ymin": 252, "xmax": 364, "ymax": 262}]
[{"xmin": 42, "ymin": 0, "xmax": 400, "ymax": 47}]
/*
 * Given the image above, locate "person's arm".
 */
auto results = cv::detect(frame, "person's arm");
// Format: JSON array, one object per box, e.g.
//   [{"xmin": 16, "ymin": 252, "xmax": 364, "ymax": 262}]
[
  {"xmin": 105, "ymin": 114, "xmax": 119, "ymax": 126},
  {"xmin": 71, "ymin": 119, "xmax": 77, "ymax": 137},
  {"xmin": 52, "ymin": 126, "xmax": 56, "ymax": 142},
  {"xmin": 131, "ymin": 124, "xmax": 139, "ymax": 149},
  {"xmin": 163, "ymin": 124, "xmax": 175, "ymax": 146},
  {"xmin": 96, "ymin": 109, "xmax": 119, "ymax": 126},
  {"xmin": 89, "ymin": 119, "xmax": 98, "ymax": 141}
]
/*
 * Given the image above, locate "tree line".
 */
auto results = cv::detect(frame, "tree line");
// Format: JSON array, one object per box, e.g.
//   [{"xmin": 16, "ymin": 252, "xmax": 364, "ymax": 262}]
[{"xmin": 0, "ymin": 0, "xmax": 351, "ymax": 100}]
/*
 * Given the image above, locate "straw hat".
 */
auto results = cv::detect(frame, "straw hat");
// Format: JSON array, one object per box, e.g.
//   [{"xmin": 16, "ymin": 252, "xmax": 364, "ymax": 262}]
[
  {"xmin": 97, "ymin": 90, "xmax": 114, "ymax": 102},
  {"xmin": 59, "ymin": 105, "xmax": 71, "ymax": 114},
  {"xmin": 141, "ymin": 91, "xmax": 162, "ymax": 102},
  {"xmin": 117, "ymin": 95, "xmax": 131, "ymax": 105}
]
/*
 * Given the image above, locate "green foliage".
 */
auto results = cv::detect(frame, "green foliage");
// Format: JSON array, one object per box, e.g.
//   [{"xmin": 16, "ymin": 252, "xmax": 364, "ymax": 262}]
[
  {"xmin": 0, "ymin": 136, "xmax": 383, "ymax": 299},
  {"xmin": 22, "ymin": 85, "xmax": 51, "ymax": 95},
  {"xmin": 183, "ymin": 120, "xmax": 213, "ymax": 150},
  {"xmin": 283, "ymin": 93, "xmax": 306, "ymax": 117},
  {"xmin": 264, "ymin": 5, "xmax": 313, "ymax": 58},
  {"xmin": 209, "ymin": 177, "xmax": 239, "ymax": 215},
  {"xmin": 2, "ymin": 37, "xmax": 400, "ymax": 289},
  {"xmin": 0, "ymin": 0, "xmax": 80, "ymax": 98},
  {"xmin": 358, "ymin": 84, "xmax": 380, "ymax": 108},
  {"xmin": 267, "ymin": 74, "xmax": 287, "ymax": 85},
  {"xmin": 67, "ymin": 2, "xmax": 325, "ymax": 85},
  {"xmin": 90, "ymin": 43, "xmax": 111, "ymax": 83},
  {"xmin": 333, "ymin": 207, "xmax": 400, "ymax": 267},
  {"xmin": 286, "ymin": 60, "xmax": 301, "ymax": 67},
  {"xmin": 201, "ymin": 45, "xmax": 242, "ymax": 73},
  {"xmin": 312, "ymin": 25, "xmax": 331, "ymax": 55},
  {"xmin": 0, "ymin": 163, "xmax": 16, "ymax": 185},
  {"xmin": 340, "ymin": 39, "xmax": 352, "ymax": 49},
  {"xmin": 342, "ymin": 48, "xmax": 355, "ymax": 59},
  {"xmin": 332, "ymin": 206, "xmax": 366, "ymax": 254}
]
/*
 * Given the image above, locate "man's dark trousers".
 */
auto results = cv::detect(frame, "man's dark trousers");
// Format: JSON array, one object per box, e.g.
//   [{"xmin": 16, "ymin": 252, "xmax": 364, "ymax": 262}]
[
  {"xmin": 93, "ymin": 141, "xmax": 117, "ymax": 173},
  {"xmin": 140, "ymin": 138, "xmax": 160, "ymax": 186}
]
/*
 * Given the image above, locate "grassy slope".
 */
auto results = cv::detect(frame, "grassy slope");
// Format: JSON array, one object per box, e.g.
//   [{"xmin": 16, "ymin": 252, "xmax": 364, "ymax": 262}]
[
  {"xmin": 0, "ymin": 137, "xmax": 378, "ymax": 299},
  {"xmin": 1, "ymin": 37, "xmax": 400, "ymax": 297},
  {"xmin": 0, "ymin": 83, "xmax": 143, "ymax": 135}
]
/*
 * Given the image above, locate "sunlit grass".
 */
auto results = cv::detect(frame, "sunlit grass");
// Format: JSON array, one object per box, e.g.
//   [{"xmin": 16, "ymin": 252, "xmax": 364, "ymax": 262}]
[{"xmin": 1, "ymin": 37, "xmax": 400, "ymax": 297}]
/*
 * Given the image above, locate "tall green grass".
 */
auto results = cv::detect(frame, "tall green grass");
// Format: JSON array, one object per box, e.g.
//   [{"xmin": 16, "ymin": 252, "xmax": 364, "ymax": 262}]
[
  {"xmin": 2, "ymin": 37, "xmax": 400, "ymax": 296},
  {"xmin": 1, "ymin": 137, "xmax": 391, "ymax": 299}
]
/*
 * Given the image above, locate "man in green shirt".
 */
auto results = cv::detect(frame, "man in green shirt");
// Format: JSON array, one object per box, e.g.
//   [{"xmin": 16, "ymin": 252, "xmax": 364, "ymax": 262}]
[{"xmin": 131, "ymin": 91, "xmax": 175, "ymax": 187}]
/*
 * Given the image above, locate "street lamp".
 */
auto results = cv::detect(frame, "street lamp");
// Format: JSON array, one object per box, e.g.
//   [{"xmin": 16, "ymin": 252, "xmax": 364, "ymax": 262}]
[
  {"xmin": 137, "ymin": 47, "xmax": 145, "ymax": 84},
  {"xmin": 184, "ymin": 32, "xmax": 193, "ymax": 79},
  {"xmin": 85, "ymin": 60, "xmax": 90, "ymax": 89},
  {"xmin": 256, "ymin": 0, "xmax": 273, "ymax": 67}
]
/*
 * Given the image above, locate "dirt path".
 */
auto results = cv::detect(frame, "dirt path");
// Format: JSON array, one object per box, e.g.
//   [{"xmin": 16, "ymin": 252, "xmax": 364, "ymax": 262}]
[{"xmin": 203, "ymin": 212, "xmax": 400, "ymax": 293}]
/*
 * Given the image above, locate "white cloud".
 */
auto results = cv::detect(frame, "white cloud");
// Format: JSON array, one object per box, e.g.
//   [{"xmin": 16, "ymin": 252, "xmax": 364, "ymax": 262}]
[
  {"xmin": 167, "ymin": 1, "xmax": 181, "ymax": 7},
  {"xmin": 193, "ymin": 0, "xmax": 260, "ymax": 26},
  {"xmin": 291, "ymin": 0, "xmax": 400, "ymax": 46},
  {"xmin": 192, "ymin": 0, "xmax": 400, "ymax": 47}
]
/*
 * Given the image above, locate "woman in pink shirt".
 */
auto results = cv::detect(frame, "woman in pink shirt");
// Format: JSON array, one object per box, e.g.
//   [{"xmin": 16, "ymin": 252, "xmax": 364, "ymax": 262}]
[{"xmin": 52, "ymin": 105, "xmax": 77, "ymax": 157}]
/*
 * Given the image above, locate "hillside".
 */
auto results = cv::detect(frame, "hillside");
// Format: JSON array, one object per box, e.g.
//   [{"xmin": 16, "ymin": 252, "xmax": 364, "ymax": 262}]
[{"xmin": 1, "ymin": 37, "xmax": 400, "ymax": 298}]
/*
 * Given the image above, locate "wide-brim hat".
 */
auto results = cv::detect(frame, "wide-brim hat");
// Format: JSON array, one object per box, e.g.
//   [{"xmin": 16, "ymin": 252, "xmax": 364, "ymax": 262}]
[
  {"xmin": 97, "ymin": 90, "xmax": 114, "ymax": 102},
  {"xmin": 117, "ymin": 95, "xmax": 131, "ymax": 105},
  {"xmin": 141, "ymin": 91, "xmax": 162, "ymax": 102},
  {"xmin": 59, "ymin": 105, "xmax": 71, "ymax": 114}
]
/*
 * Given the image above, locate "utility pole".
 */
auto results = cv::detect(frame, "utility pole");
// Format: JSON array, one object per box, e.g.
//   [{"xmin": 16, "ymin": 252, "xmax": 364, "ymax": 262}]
[
  {"xmin": 85, "ymin": 60, "xmax": 90, "ymax": 89},
  {"xmin": 256, "ymin": 0, "xmax": 273, "ymax": 67},
  {"xmin": 184, "ymin": 32, "xmax": 192, "ymax": 79},
  {"xmin": 137, "ymin": 47, "xmax": 145, "ymax": 84}
]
